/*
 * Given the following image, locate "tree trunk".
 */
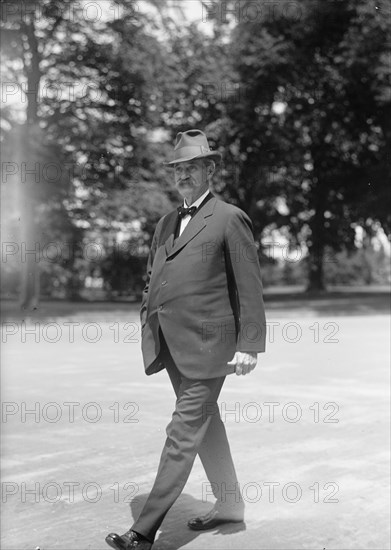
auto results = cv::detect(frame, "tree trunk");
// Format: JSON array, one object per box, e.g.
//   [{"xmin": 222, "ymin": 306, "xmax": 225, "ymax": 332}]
[
  {"xmin": 307, "ymin": 245, "xmax": 326, "ymax": 292},
  {"xmin": 306, "ymin": 173, "xmax": 327, "ymax": 292},
  {"xmin": 19, "ymin": 171, "xmax": 40, "ymax": 310},
  {"xmin": 19, "ymin": 18, "xmax": 41, "ymax": 310}
]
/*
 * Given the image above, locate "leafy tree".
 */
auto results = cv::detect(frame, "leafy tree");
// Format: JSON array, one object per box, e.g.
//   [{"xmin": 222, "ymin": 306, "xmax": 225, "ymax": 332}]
[
  {"xmin": 1, "ymin": 0, "xmax": 177, "ymax": 305},
  {"xmin": 207, "ymin": 0, "xmax": 390, "ymax": 290}
]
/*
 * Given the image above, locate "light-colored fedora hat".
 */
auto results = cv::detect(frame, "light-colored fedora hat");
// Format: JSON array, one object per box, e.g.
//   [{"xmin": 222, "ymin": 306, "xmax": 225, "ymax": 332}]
[{"xmin": 163, "ymin": 129, "xmax": 222, "ymax": 166}]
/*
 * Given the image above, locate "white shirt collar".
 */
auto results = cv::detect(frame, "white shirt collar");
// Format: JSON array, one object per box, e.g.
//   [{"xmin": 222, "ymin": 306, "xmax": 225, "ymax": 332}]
[{"xmin": 184, "ymin": 189, "xmax": 210, "ymax": 209}]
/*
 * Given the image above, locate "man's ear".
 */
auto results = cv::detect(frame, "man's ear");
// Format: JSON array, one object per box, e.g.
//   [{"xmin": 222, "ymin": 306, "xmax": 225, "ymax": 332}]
[{"xmin": 207, "ymin": 160, "xmax": 215, "ymax": 176}]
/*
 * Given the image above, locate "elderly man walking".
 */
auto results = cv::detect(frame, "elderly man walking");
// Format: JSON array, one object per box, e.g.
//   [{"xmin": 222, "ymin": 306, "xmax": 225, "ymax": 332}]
[{"xmin": 106, "ymin": 129, "xmax": 266, "ymax": 550}]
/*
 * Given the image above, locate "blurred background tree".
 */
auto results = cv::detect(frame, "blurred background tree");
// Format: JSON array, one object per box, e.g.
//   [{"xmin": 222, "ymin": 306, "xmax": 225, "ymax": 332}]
[
  {"xmin": 1, "ymin": 0, "xmax": 177, "ymax": 305},
  {"xmin": 1, "ymin": 0, "xmax": 389, "ymax": 305},
  {"xmin": 204, "ymin": 0, "xmax": 390, "ymax": 290}
]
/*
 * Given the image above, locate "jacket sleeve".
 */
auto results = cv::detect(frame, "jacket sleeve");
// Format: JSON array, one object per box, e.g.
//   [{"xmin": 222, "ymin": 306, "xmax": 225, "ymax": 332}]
[
  {"xmin": 224, "ymin": 210, "xmax": 267, "ymax": 353},
  {"xmin": 140, "ymin": 219, "xmax": 162, "ymax": 330}
]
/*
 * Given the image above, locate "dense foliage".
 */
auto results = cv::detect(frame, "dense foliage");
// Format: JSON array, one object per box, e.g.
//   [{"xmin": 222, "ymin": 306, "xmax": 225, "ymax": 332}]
[{"xmin": 1, "ymin": 0, "xmax": 389, "ymax": 304}]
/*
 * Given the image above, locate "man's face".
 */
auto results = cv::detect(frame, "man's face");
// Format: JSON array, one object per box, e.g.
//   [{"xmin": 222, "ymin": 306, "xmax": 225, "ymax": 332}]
[{"xmin": 174, "ymin": 159, "xmax": 209, "ymax": 197}]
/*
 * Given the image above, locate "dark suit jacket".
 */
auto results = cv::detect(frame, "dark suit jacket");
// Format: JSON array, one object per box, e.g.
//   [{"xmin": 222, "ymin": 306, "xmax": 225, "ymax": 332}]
[{"xmin": 140, "ymin": 192, "xmax": 266, "ymax": 379}]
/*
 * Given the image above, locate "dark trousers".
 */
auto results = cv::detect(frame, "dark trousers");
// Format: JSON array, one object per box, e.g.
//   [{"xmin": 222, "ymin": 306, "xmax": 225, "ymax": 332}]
[{"xmin": 131, "ymin": 327, "xmax": 242, "ymax": 542}]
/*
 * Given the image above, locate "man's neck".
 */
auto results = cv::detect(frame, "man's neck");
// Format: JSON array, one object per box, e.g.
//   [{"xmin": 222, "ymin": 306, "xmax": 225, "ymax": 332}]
[{"xmin": 184, "ymin": 186, "xmax": 210, "ymax": 207}]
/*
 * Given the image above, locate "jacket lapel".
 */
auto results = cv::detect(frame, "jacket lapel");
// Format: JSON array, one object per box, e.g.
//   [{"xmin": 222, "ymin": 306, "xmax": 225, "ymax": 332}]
[
  {"xmin": 166, "ymin": 196, "xmax": 217, "ymax": 259},
  {"xmin": 160, "ymin": 210, "xmax": 178, "ymax": 256}
]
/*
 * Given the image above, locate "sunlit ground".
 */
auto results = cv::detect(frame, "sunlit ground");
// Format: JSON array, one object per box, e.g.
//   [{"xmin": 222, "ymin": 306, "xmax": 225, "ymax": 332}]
[{"xmin": 1, "ymin": 291, "xmax": 390, "ymax": 550}]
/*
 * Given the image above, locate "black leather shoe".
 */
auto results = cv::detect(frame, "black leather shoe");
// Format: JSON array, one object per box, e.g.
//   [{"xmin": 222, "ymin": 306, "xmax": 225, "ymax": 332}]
[
  {"xmin": 105, "ymin": 530, "xmax": 152, "ymax": 550},
  {"xmin": 188, "ymin": 508, "xmax": 244, "ymax": 531}
]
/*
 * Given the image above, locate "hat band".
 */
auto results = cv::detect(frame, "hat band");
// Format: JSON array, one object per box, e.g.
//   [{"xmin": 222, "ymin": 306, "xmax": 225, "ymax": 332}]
[{"xmin": 174, "ymin": 145, "xmax": 210, "ymax": 160}]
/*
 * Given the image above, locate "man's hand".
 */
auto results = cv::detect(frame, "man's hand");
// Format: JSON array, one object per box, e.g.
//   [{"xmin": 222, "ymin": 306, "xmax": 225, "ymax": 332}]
[{"xmin": 227, "ymin": 351, "xmax": 258, "ymax": 376}]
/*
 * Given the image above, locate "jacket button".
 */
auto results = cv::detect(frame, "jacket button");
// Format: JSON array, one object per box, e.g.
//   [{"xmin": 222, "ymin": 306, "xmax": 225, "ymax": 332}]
[
  {"xmin": 159, "ymin": 305, "xmax": 164, "ymax": 311},
  {"xmin": 161, "ymin": 280, "xmax": 167, "ymax": 286}
]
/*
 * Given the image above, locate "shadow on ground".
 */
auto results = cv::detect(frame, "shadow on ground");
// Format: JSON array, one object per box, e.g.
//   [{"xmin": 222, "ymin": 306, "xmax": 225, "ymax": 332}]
[{"xmin": 125, "ymin": 493, "xmax": 246, "ymax": 550}]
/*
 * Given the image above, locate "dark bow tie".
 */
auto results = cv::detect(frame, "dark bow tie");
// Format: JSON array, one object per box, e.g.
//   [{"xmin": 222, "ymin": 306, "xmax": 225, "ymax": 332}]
[{"xmin": 177, "ymin": 205, "xmax": 197, "ymax": 218}]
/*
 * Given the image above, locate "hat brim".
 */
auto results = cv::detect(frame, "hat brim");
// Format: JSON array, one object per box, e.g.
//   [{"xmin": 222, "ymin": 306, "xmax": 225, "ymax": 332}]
[{"xmin": 163, "ymin": 151, "xmax": 222, "ymax": 167}]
